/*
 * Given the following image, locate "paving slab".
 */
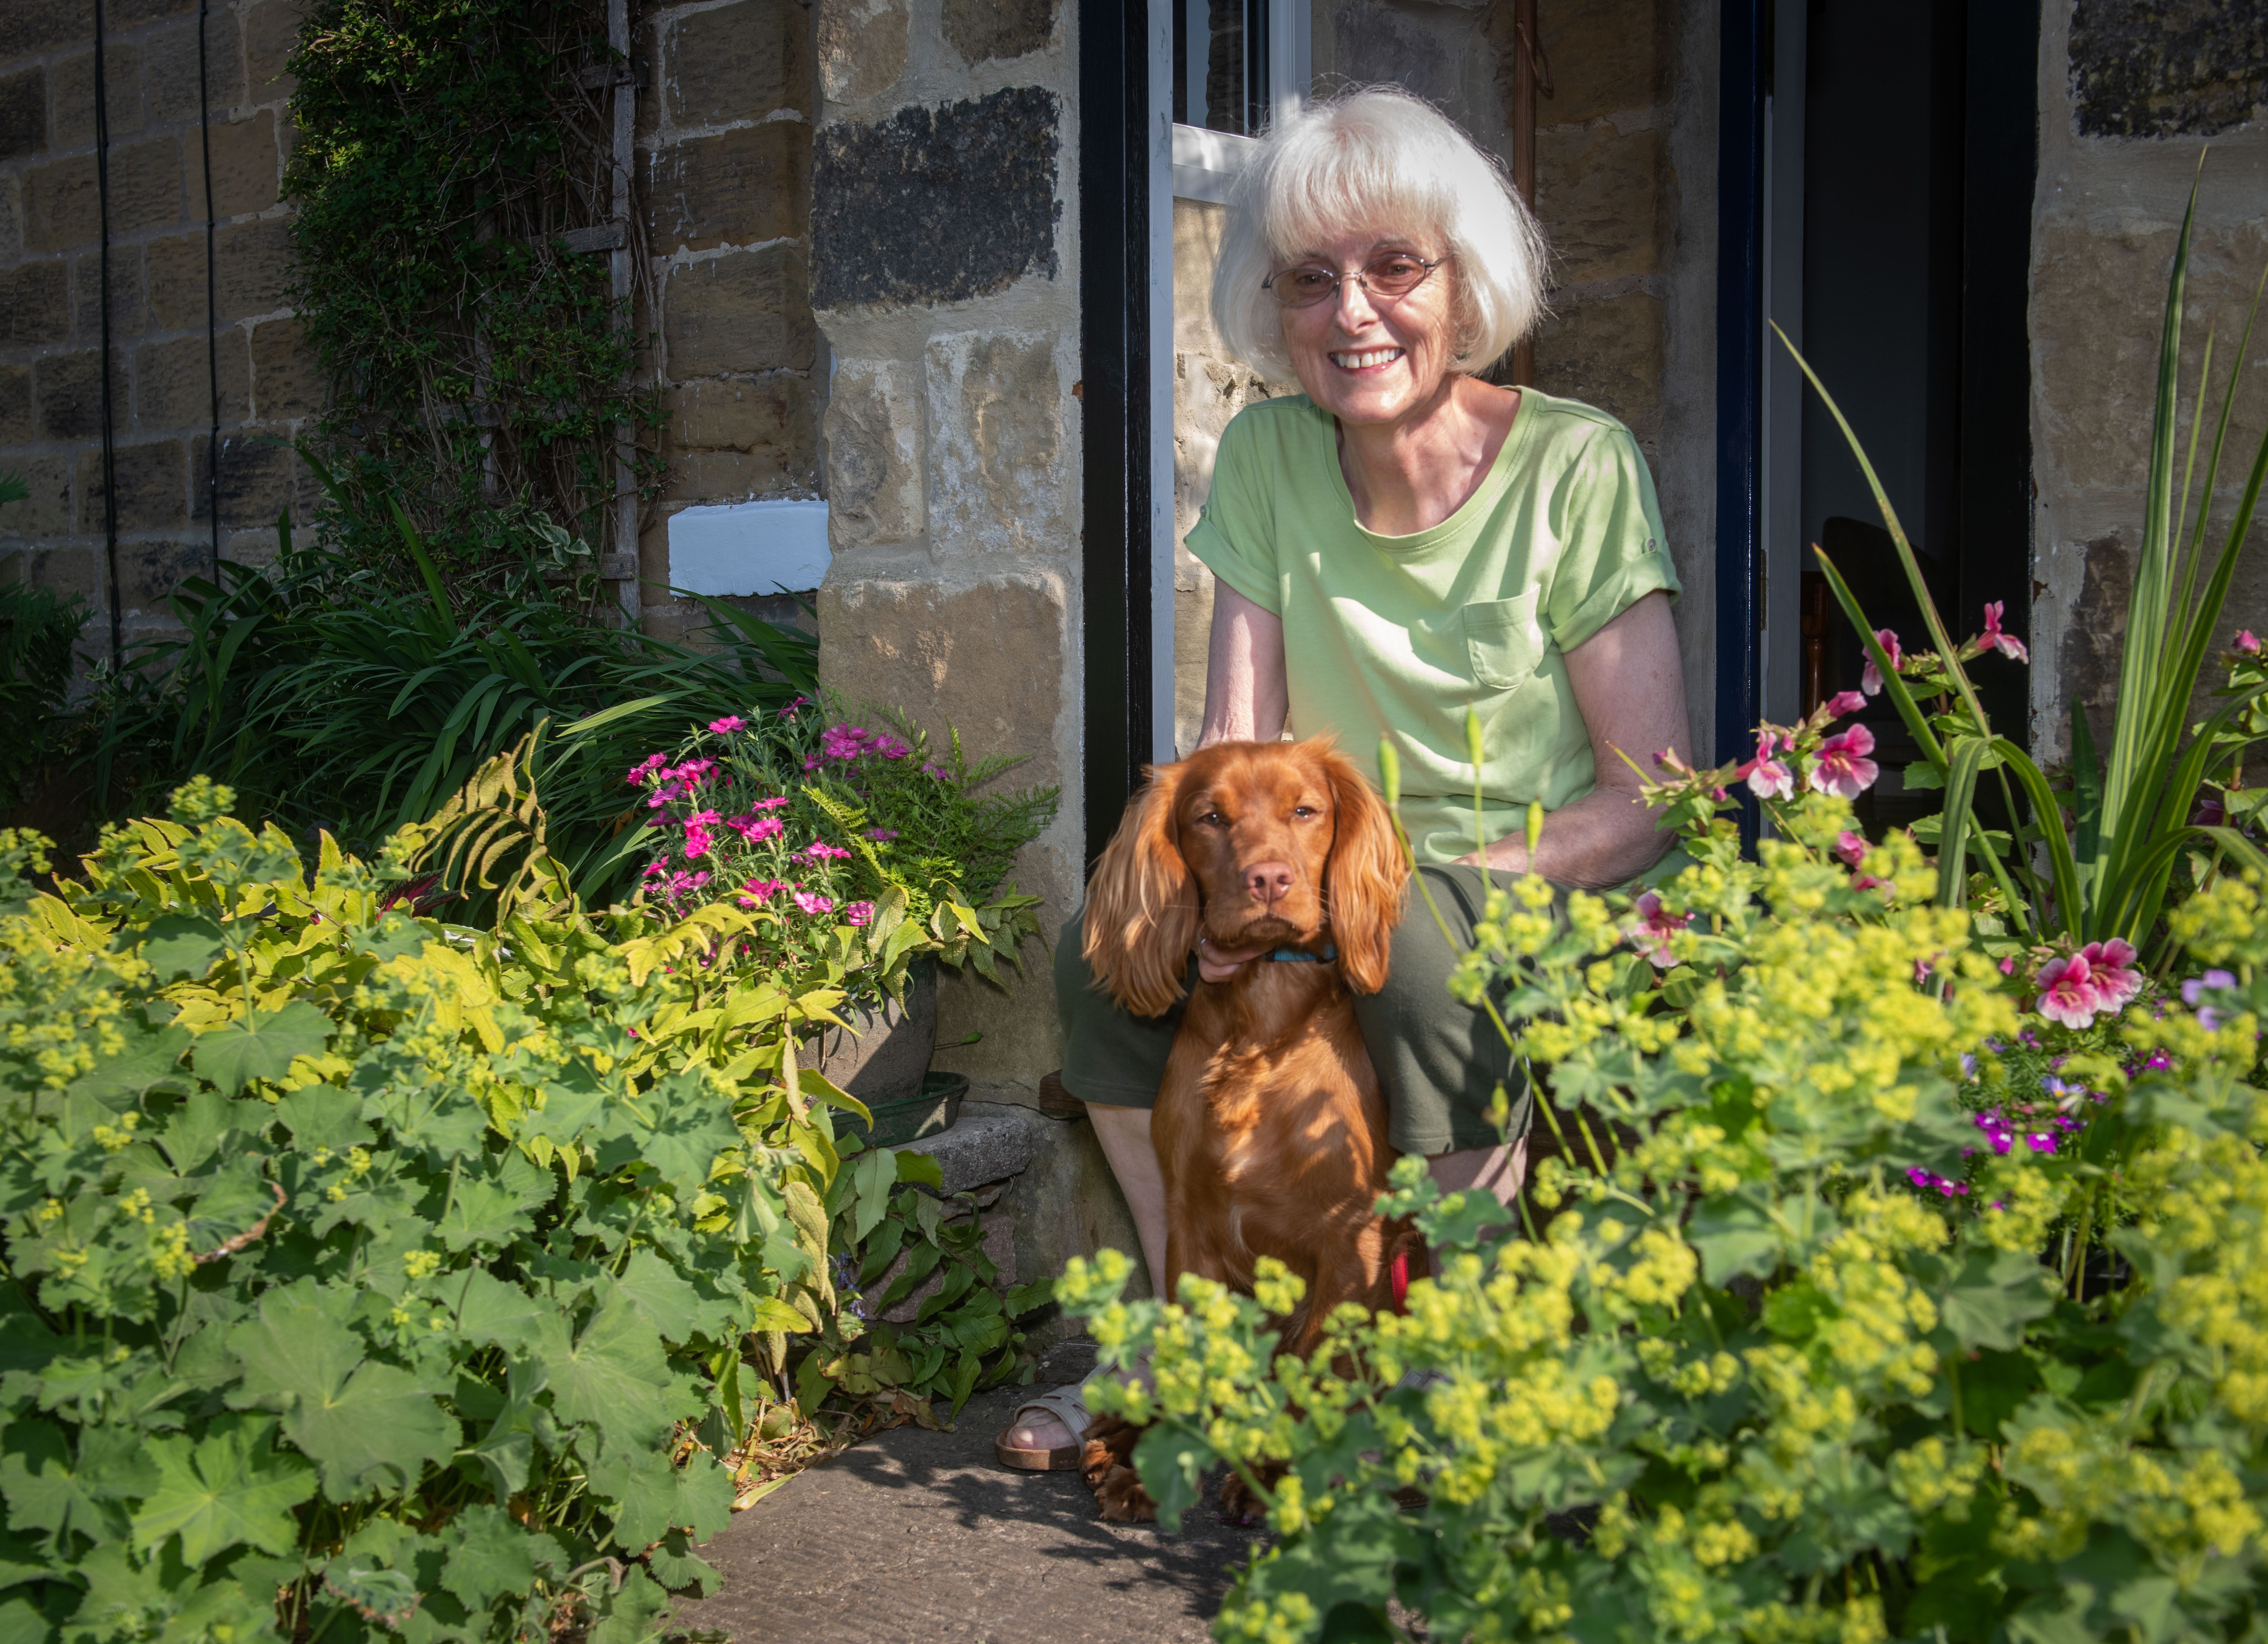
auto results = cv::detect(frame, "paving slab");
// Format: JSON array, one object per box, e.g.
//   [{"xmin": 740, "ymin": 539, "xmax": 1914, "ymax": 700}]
[{"xmin": 667, "ymin": 1354, "xmax": 1268, "ymax": 1644}]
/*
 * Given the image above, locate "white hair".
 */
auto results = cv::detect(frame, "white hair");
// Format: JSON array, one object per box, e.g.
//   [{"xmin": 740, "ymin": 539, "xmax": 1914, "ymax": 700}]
[{"xmin": 1210, "ymin": 87, "xmax": 1550, "ymax": 383}]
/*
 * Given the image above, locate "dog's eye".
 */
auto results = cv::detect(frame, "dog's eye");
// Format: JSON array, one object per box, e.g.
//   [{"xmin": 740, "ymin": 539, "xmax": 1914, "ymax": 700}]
[
  {"xmin": 1292, "ymin": 806, "xmax": 1318, "ymax": 819},
  {"xmin": 1199, "ymin": 810, "xmax": 1225, "ymax": 827}
]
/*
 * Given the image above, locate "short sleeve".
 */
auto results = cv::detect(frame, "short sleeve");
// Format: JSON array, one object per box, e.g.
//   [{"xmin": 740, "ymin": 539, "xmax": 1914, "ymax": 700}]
[
  {"xmin": 1541, "ymin": 421, "xmax": 1682, "ymax": 653},
  {"xmin": 1183, "ymin": 411, "xmax": 1283, "ymax": 615}
]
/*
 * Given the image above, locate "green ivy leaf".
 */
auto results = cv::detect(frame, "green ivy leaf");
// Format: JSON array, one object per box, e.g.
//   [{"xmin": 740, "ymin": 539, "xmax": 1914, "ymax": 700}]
[
  {"xmin": 190, "ymin": 1002, "xmax": 333, "ymax": 1098},
  {"xmin": 130, "ymin": 1413, "xmax": 316, "ymax": 1565}
]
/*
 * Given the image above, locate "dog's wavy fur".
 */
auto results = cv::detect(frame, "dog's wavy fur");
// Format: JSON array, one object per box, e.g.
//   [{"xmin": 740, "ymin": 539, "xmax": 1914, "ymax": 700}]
[{"xmin": 1076, "ymin": 736, "xmax": 1415, "ymax": 1521}]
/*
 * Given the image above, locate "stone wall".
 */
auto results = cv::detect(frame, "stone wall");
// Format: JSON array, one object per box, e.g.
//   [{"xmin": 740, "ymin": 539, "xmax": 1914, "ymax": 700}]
[
  {"xmin": 0, "ymin": 0, "xmax": 317, "ymax": 636},
  {"xmin": 634, "ymin": 0, "xmax": 824, "ymax": 643},
  {"xmin": 806, "ymin": 0, "xmax": 1083, "ymax": 1095},
  {"xmin": 2030, "ymin": 0, "xmax": 2268, "ymax": 758}
]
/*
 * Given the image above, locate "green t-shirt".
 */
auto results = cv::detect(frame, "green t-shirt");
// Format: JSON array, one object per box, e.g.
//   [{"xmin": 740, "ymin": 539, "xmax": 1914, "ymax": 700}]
[{"xmin": 1184, "ymin": 388, "xmax": 1681, "ymax": 865}]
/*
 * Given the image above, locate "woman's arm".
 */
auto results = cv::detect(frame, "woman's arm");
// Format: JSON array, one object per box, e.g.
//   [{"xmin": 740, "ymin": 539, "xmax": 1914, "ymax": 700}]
[
  {"xmin": 1460, "ymin": 591, "xmax": 1690, "ymax": 887},
  {"xmin": 1197, "ymin": 582, "xmax": 1289, "ymax": 747}
]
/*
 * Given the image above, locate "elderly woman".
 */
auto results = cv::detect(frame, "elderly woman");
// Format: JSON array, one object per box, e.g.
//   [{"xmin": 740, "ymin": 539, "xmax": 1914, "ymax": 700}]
[{"xmin": 996, "ymin": 87, "xmax": 1690, "ymax": 1469}]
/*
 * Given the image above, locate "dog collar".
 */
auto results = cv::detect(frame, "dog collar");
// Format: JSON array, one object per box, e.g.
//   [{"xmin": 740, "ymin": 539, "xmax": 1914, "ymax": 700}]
[{"xmin": 1265, "ymin": 944, "xmax": 1338, "ymax": 963}]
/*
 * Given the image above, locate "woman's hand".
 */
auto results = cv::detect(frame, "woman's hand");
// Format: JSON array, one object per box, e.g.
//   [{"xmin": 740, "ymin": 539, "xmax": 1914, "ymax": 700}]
[
  {"xmin": 1196, "ymin": 586, "xmax": 1289, "ymax": 748},
  {"xmin": 1457, "ymin": 591, "xmax": 1690, "ymax": 887},
  {"xmin": 1195, "ymin": 934, "xmax": 1269, "ymax": 983}
]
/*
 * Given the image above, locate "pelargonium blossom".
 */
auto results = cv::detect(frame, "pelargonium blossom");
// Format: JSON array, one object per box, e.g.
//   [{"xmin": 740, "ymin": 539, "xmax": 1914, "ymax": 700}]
[
  {"xmin": 1809, "ymin": 724, "xmax": 1880, "ymax": 799},
  {"xmin": 1823, "ymin": 689, "xmax": 1868, "ymax": 718},
  {"xmin": 1861, "ymin": 629, "xmax": 1901, "ymax": 696},
  {"xmin": 1625, "ymin": 889, "xmax": 1690, "ymax": 970},
  {"xmin": 2239, "ymin": 631, "xmax": 2262, "ymax": 655},
  {"xmin": 2076, "ymin": 938, "xmax": 2142, "ymax": 1013},
  {"xmin": 1833, "ymin": 830, "xmax": 1868, "ymax": 868},
  {"xmin": 1743, "ymin": 731, "xmax": 1795, "ymax": 801},
  {"xmin": 2033, "ymin": 951, "xmax": 2101, "ymax": 1029}
]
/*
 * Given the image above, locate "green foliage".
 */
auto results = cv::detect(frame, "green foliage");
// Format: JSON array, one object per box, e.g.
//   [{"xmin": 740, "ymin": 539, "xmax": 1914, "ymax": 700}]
[
  {"xmin": 0, "ymin": 781, "xmax": 859, "ymax": 1641},
  {"xmin": 284, "ymin": 0, "xmax": 664, "ymax": 582},
  {"xmin": 92, "ymin": 526, "xmax": 816, "ymax": 906},
  {"xmin": 1785, "ymin": 166, "xmax": 2268, "ymax": 954},
  {"xmin": 1062, "ymin": 797, "xmax": 2268, "ymax": 1643},
  {"xmin": 0, "ymin": 583, "xmax": 90, "ymax": 799}
]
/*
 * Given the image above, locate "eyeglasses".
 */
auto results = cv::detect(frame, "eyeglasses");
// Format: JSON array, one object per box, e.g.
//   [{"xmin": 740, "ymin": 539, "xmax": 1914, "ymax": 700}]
[{"xmin": 1262, "ymin": 252, "xmax": 1447, "ymax": 309}]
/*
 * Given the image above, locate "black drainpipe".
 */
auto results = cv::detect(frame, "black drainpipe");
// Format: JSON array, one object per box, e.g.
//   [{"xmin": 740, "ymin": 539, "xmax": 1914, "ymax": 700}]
[
  {"xmin": 93, "ymin": 0, "xmax": 122, "ymax": 670},
  {"xmin": 199, "ymin": 0, "xmax": 220, "ymax": 575}
]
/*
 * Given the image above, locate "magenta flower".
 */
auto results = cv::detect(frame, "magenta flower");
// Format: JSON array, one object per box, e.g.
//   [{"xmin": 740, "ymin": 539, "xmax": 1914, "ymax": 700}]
[
  {"xmin": 865, "ymin": 827, "xmax": 898, "ymax": 841},
  {"xmin": 2034, "ymin": 952, "xmax": 2102, "ymax": 1029},
  {"xmin": 1625, "ymin": 889, "xmax": 1691, "ymax": 969},
  {"xmin": 1979, "ymin": 602, "xmax": 2029, "ymax": 662},
  {"xmin": 749, "ymin": 796, "xmax": 791, "ymax": 811},
  {"xmin": 1834, "ymin": 830, "xmax": 1868, "ymax": 868},
  {"xmin": 682, "ymin": 824, "xmax": 714, "ymax": 858},
  {"xmin": 821, "ymin": 724, "xmax": 875, "ymax": 761},
  {"xmin": 685, "ymin": 808, "xmax": 722, "ymax": 830},
  {"xmin": 708, "ymin": 715, "xmax": 747, "ymax": 735},
  {"xmin": 1824, "ymin": 689, "xmax": 1868, "ymax": 718},
  {"xmin": 626, "ymin": 752, "xmax": 668, "ymax": 786},
  {"xmin": 1809, "ymin": 724, "xmax": 1880, "ymax": 799},
  {"xmin": 2239, "ymin": 631, "xmax": 2262, "ymax": 655},
  {"xmin": 737, "ymin": 877, "xmax": 786, "ymax": 907},
  {"xmin": 1861, "ymin": 629, "xmax": 1902, "ymax": 696},
  {"xmin": 729, "ymin": 814, "xmax": 785, "ymax": 845},
  {"xmin": 801, "ymin": 841, "xmax": 852, "ymax": 862},
  {"xmin": 2076, "ymin": 938, "xmax": 2142, "ymax": 1013},
  {"xmin": 1741, "ymin": 732, "xmax": 1796, "ymax": 801},
  {"xmin": 793, "ymin": 890, "xmax": 836, "ymax": 916},
  {"xmin": 845, "ymin": 901, "xmax": 876, "ymax": 926}
]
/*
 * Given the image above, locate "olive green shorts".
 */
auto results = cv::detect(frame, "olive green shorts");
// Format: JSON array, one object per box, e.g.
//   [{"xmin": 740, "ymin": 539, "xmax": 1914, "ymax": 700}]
[{"xmin": 1055, "ymin": 864, "xmax": 1538, "ymax": 1158}]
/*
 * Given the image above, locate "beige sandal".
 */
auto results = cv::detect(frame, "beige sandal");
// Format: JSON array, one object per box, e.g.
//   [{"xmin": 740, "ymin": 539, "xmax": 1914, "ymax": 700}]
[{"xmin": 994, "ymin": 1384, "xmax": 1089, "ymax": 1471}]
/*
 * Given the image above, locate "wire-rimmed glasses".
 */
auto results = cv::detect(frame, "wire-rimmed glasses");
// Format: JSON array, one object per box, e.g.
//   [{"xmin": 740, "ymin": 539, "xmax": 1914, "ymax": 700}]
[{"xmin": 1262, "ymin": 252, "xmax": 1448, "ymax": 309}]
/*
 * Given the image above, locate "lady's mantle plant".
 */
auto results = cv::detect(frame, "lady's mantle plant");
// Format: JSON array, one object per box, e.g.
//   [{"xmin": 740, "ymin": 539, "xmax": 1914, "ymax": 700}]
[
  {"xmin": 0, "ymin": 784, "xmax": 875, "ymax": 1643},
  {"xmin": 1061, "ymin": 793, "xmax": 2268, "ymax": 1644}
]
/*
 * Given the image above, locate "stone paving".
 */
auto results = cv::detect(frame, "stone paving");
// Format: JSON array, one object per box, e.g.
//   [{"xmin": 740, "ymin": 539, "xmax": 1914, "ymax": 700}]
[{"xmin": 666, "ymin": 1345, "xmax": 1268, "ymax": 1644}]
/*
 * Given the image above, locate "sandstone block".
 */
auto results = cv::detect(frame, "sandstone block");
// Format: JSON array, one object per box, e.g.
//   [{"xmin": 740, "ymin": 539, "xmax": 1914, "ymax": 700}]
[
  {"xmin": 135, "ymin": 329, "xmax": 251, "ymax": 433},
  {"xmin": 3, "ymin": 546, "xmax": 100, "ymax": 602},
  {"xmin": 992, "ymin": 1108, "xmax": 1151, "ymax": 1308},
  {"xmin": 0, "ymin": 364, "xmax": 30, "ymax": 445},
  {"xmin": 50, "ymin": 45, "xmax": 143, "ymax": 149},
  {"xmin": 816, "ymin": 0, "xmax": 908, "ymax": 105},
  {"xmin": 0, "ymin": 69, "xmax": 42, "ymax": 162},
  {"xmin": 192, "ymin": 426, "xmax": 295, "ymax": 529},
  {"xmin": 1531, "ymin": 291, "xmax": 1665, "ymax": 451},
  {"xmin": 117, "ymin": 539, "xmax": 208, "ymax": 612},
  {"xmin": 670, "ymin": 374, "xmax": 813, "ymax": 453},
  {"xmin": 26, "ymin": 139, "xmax": 180, "ymax": 253},
  {"xmin": 1535, "ymin": 124, "xmax": 1664, "ymax": 287},
  {"xmin": 243, "ymin": 0, "xmax": 306, "ymax": 101},
  {"xmin": 0, "ymin": 176, "xmax": 21, "ymax": 263},
  {"xmin": 2071, "ymin": 0, "xmax": 2268, "ymax": 137},
  {"xmin": 1528, "ymin": 0, "xmax": 1669, "ymax": 124},
  {"xmin": 4, "ymin": 456, "xmax": 74, "ymax": 537},
  {"xmin": 77, "ymin": 440, "xmax": 188, "ymax": 534},
  {"xmin": 1, "ymin": 260, "xmax": 70, "ymax": 348},
  {"xmin": 942, "ymin": 0, "xmax": 1058, "ymax": 65},
  {"xmin": 811, "ymin": 87, "xmax": 1060, "ymax": 309},
  {"xmin": 143, "ymin": 11, "xmax": 247, "ymax": 122},
  {"xmin": 111, "ymin": 0, "xmax": 198, "ymax": 27},
  {"xmin": 923, "ymin": 332, "xmax": 1069, "ymax": 557},
  {"xmin": 69, "ymin": 247, "xmax": 148, "ymax": 343},
  {"xmin": 816, "ymin": 573, "xmax": 1067, "ymax": 789},
  {"xmin": 249, "ymin": 316, "xmax": 320, "ymax": 419},
  {"xmin": 663, "ymin": 0, "xmax": 808, "ymax": 126},
  {"xmin": 188, "ymin": 110, "xmax": 279, "ymax": 220},
  {"xmin": 662, "ymin": 245, "xmax": 815, "ymax": 375},
  {"xmin": 644, "ymin": 120, "xmax": 810, "ymax": 254},
  {"xmin": 152, "ymin": 215, "xmax": 294, "ymax": 327},
  {"xmin": 36, "ymin": 349, "xmax": 126, "ymax": 443},
  {"xmin": 824, "ymin": 357, "xmax": 923, "ymax": 548},
  {"xmin": 662, "ymin": 447, "xmax": 816, "ymax": 507},
  {"xmin": 0, "ymin": 0, "xmax": 93, "ymax": 60}
]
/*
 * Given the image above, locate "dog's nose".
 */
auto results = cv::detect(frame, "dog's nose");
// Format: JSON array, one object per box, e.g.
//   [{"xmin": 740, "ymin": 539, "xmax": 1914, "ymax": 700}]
[{"xmin": 1243, "ymin": 861, "xmax": 1294, "ymax": 904}]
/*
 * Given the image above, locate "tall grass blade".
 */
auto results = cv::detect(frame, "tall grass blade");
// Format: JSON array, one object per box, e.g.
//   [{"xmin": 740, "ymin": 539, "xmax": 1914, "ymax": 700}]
[
  {"xmin": 388, "ymin": 499, "xmax": 456, "ymax": 635},
  {"xmin": 1937, "ymin": 738, "xmax": 1990, "ymax": 908}
]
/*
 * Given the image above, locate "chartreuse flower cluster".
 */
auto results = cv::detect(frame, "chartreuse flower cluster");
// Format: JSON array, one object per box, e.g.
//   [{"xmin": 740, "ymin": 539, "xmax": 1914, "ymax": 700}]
[
  {"xmin": 0, "ymin": 787, "xmax": 881, "ymax": 1643},
  {"xmin": 1060, "ymin": 795, "xmax": 2268, "ymax": 1644}
]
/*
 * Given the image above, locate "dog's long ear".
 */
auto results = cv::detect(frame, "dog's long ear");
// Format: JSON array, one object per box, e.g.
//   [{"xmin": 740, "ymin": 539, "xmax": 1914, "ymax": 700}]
[
  {"xmin": 1083, "ymin": 763, "xmax": 1198, "ymax": 1017},
  {"xmin": 1319, "ymin": 745, "xmax": 1407, "ymax": 995}
]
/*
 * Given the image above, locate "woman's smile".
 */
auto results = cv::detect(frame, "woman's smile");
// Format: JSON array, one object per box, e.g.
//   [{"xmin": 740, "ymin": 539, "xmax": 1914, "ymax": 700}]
[{"xmin": 1330, "ymin": 346, "xmax": 1406, "ymax": 372}]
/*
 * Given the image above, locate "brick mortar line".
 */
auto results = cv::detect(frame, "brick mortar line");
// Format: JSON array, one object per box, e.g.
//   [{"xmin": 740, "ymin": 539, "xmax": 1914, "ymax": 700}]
[{"xmin": 0, "ymin": 93, "xmax": 294, "ymax": 171}]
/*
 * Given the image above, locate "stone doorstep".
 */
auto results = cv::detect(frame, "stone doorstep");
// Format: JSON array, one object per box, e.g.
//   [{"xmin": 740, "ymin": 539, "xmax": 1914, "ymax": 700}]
[{"xmin": 871, "ymin": 1099, "xmax": 1150, "ymax": 1351}]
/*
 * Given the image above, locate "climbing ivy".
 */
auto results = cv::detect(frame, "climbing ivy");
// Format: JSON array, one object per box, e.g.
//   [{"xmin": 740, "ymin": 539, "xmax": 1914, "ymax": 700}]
[{"xmin": 283, "ymin": 0, "xmax": 665, "ymax": 594}]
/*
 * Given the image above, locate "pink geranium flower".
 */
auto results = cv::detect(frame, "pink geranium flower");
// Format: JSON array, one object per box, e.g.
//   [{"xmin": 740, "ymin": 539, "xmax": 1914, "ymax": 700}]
[
  {"xmin": 1626, "ymin": 889, "xmax": 1690, "ymax": 969},
  {"xmin": 1862, "ymin": 629, "xmax": 1902, "ymax": 696},
  {"xmin": 1979, "ymin": 602, "xmax": 2029, "ymax": 662},
  {"xmin": 1833, "ymin": 830, "xmax": 1868, "ymax": 868},
  {"xmin": 1809, "ymin": 724, "xmax": 1880, "ymax": 799},
  {"xmin": 1741, "ymin": 731, "xmax": 1795, "ymax": 801},
  {"xmin": 2034, "ymin": 952, "xmax": 2102, "ymax": 1029},
  {"xmin": 2237, "ymin": 630, "xmax": 2261, "ymax": 655},
  {"xmin": 793, "ymin": 890, "xmax": 835, "ymax": 916},
  {"xmin": 2077, "ymin": 938, "xmax": 2142, "ymax": 1012},
  {"xmin": 1824, "ymin": 689, "xmax": 1868, "ymax": 718},
  {"xmin": 707, "ymin": 715, "xmax": 747, "ymax": 735}
]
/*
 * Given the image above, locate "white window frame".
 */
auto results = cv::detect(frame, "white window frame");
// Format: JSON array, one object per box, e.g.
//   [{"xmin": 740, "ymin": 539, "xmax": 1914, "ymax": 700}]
[{"xmin": 1145, "ymin": 0, "xmax": 1308, "ymax": 759}]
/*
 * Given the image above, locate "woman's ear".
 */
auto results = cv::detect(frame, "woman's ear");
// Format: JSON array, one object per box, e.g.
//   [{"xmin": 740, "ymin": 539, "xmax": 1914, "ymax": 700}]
[
  {"xmin": 1319, "ymin": 745, "xmax": 1407, "ymax": 995},
  {"xmin": 1082, "ymin": 763, "xmax": 1198, "ymax": 1017}
]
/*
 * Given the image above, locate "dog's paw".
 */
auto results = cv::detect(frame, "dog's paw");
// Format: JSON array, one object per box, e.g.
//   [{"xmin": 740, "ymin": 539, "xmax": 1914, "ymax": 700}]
[
  {"xmin": 1094, "ymin": 1464, "xmax": 1157, "ymax": 1523},
  {"xmin": 1079, "ymin": 1414, "xmax": 1139, "ymax": 1488}
]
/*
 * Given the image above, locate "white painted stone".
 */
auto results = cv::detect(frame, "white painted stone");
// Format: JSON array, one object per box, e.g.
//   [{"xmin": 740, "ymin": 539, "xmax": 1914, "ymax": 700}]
[{"xmin": 666, "ymin": 499, "xmax": 832, "ymax": 595}]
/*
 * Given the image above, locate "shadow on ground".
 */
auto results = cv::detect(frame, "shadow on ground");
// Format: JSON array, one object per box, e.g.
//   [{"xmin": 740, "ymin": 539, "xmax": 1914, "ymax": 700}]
[{"xmin": 666, "ymin": 1344, "xmax": 1269, "ymax": 1643}]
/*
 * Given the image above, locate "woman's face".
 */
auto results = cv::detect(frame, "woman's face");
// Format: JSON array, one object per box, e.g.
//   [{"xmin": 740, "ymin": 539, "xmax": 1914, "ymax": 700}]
[{"xmin": 1274, "ymin": 226, "xmax": 1459, "ymax": 430}]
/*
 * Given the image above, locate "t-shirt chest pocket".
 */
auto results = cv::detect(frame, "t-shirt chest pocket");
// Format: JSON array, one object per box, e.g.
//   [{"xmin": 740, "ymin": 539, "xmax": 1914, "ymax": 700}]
[{"xmin": 1461, "ymin": 590, "xmax": 1547, "ymax": 690}]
